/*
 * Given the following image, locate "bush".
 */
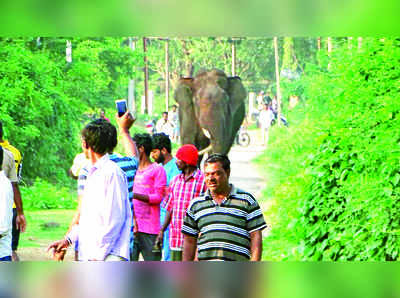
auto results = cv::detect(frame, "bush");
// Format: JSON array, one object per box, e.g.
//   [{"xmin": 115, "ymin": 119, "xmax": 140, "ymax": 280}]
[
  {"xmin": 21, "ymin": 178, "xmax": 77, "ymax": 210},
  {"xmin": 261, "ymin": 38, "xmax": 400, "ymax": 260}
]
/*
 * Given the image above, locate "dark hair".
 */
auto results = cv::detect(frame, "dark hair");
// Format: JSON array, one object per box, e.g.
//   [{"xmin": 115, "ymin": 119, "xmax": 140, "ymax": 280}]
[
  {"xmin": 0, "ymin": 146, "xmax": 3, "ymax": 169},
  {"xmin": 205, "ymin": 154, "xmax": 230, "ymax": 172},
  {"xmin": 0, "ymin": 121, "xmax": 3, "ymax": 139},
  {"xmin": 81, "ymin": 119, "xmax": 117, "ymax": 154},
  {"xmin": 152, "ymin": 133, "xmax": 172, "ymax": 153},
  {"xmin": 133, "ymin": 133, "xmax": 153, "ymax": 156},
  {"xmin": 162, "ymin": 111, "xmax": 168, "ymax": 116}
]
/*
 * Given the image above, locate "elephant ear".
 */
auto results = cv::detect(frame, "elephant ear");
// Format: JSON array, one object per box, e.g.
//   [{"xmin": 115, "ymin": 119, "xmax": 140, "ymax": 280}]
[
  {"xmin": 227, "ymin": 76, "xmax": 247, "ymax": 114},
  {"xmin": 174, "ymin": 78, "xmax": 194, "ymax": 107}
]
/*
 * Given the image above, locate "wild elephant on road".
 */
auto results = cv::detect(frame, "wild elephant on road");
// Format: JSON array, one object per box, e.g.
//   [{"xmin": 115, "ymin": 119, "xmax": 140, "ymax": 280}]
[{"xmin": 174, "ymin": 69, "xmax": 247, "ymax": 157}]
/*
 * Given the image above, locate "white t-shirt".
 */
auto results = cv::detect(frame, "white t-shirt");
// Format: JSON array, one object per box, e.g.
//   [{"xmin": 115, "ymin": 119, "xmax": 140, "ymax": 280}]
[
  {"xmin": 0, "ymin": 171, "xmax": 13, "ymax": 258},
  {"xmin": 259, "ymin": 109, "xmax": 275, "ymax": 129}
]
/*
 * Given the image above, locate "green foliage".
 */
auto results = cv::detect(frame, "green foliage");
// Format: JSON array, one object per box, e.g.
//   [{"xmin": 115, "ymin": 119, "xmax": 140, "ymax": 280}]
[
  {"xmin": 260, "ymin": 38, "xmax": 400, "ymax": 260},
  {"xmin": 21, "ymin": 178, "xmax": 77, "ymax": 210},
  {"xmin": 0, "ymin": 37, "xmax": 141, "ymax": 184}
]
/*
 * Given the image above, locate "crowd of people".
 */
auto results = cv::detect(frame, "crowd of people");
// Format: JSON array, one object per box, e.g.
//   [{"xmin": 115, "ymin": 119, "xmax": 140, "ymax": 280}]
[{"xmin": 0, "ymin": 107, "xmax": 267, "ymax": 261}]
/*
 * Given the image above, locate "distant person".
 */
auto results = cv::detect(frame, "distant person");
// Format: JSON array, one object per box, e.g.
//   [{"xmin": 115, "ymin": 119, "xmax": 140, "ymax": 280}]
[
  {"xmin": 99, "ymin": 109, "xmax": 110, "ymax": 122},
  {"xmin": 182, "ymin": 154, "xmax": 267, "ymax": 261},
  {"xmin": 130, "ymin": 133, "xmax": 167, "ymax": 261},
  {"xmin": 0, "ymin": 121, "xmax": 26, "ymax": 262},
  {"xmin": 0, "ymin": 146, "xmax": 14, "ymax": 261},
  {"xmin": 169, "ymin": 105, "xmax": 180, "ymax": 142},
  {"xmin": 271, "ymin": 96, "xmax": 278, "ymax": 116},
  {"xmin": 259, "ymin": 103, "xmax": 275, "ymax": 146},
  {"xmin": 48, "ymin": 119, "xmax": 132, "ymax": 261},
  {"xmin": 156, "ymin": 112, "xmax": 174, "ymax": 137},
  {"xmin": 264, "ymin": 92, "xmax": 273, "ymax": 105},
  {"xmin": 156, "ymin": 144, "xmax": 207, "ymax": 261},
  {"xmin": 151, "ymin": 133, "xmax": 181, "ymax": 261}
]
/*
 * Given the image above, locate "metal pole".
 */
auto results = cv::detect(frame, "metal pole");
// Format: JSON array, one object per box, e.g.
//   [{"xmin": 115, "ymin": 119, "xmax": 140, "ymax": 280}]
[
  {"xmin": 273, "ymin": 37, "xmax": 282, "ymax": 126},
  {"xmin": 143, "ymin": 37, "xmax": 148, "ymax": 114},
  {"xmin": 165, "ymin": 39, "xmax": 169, "ymax": 111},
  {"xmin": 231, "ymin": 40, "xmax": 236, "ymax": 76}
]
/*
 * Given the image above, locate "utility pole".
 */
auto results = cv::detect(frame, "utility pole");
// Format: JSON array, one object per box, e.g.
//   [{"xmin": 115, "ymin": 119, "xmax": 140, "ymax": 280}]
[
  {"xmin": 128, "ymin": 37, "xmax": 137, "ymax": 113},
  {"xmin": 231, "ymin": 39, "xmax": 236, "ymax": 76},
  {"xmin": 165, "ymin": 38, "xmax": 170, "ymax": 111},
  {"xmin": 273, "ymin": 37, "xmax": 282, "ymax": 126},
  {"xmin": 143, "ymin": 37, "xmax": 149, "ymax": 114}
]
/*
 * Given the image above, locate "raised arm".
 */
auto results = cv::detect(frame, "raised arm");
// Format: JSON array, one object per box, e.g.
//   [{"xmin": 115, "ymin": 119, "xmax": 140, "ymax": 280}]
[{"xmin": 116, "ymin": 112, "xmax": 139, "ymax": 158}]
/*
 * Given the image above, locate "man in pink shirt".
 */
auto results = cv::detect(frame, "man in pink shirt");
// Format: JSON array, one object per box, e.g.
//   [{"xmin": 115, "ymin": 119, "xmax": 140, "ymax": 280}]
[{"xmin": 131, "ymin": 133, "xmax": 167, "ymax": 261}]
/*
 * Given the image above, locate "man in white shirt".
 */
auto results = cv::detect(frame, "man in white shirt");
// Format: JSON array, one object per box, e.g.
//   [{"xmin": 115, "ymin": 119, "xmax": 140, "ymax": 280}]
[
  {"xmin": 156, "ymin": 112, "xmax": 174, "ymax": 137},
  {"xmin": 259, "ymin": 103, "xmax": 275, "ymax": 146},
  {"xmin": 0, "ymin": 146, "xmax": 14, "ymax": 261},
  {"xmin": 48, "ymin": 120, "xmax": 132, "ymax": 261}
]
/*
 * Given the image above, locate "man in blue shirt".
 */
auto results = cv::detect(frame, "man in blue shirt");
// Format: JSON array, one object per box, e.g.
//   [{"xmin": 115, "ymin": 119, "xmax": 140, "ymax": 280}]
[{"xmin": 151, "ymin": 133, "xmax": 181, "ymax": 261}]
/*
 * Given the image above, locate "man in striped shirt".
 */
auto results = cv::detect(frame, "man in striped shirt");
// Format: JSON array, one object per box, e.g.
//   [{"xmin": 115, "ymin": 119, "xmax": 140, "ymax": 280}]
[
  {"xmin": 156, "ymin": 144, "xmax": 207, "ymax": 261},
  {"xmin": 182, "ymin": 154, "xmax": 266, "ymax": 261}
]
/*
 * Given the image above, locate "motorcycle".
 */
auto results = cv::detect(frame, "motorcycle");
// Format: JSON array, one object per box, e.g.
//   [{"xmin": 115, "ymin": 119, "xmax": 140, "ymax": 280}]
[{"xmin": 235, "ymin": 126, "xmax": 250, "ymax": 147}]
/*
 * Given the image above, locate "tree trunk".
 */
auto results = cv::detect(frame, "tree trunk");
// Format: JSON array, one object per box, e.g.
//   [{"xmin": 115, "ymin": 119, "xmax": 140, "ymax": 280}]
[
  {"xmin": 165, "ymin": 39, "xmax": 169, "ymax": 111},
  {"xmin": 143, "ymin": 37, "xmax": 149, "ymax": 114},
  {"xmin": 231, "ymin": 40, "xmax": 236, "ymax": 76},
  {"xmin": 273, "ymin": 37, "xmax": 282, "ymax": 127},
  {"xmin": 181, "ymin": 39, "xmax": 194, "ymax": 77}
]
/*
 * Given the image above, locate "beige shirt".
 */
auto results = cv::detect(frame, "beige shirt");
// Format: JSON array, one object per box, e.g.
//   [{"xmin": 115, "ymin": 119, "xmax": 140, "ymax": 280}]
[{"xmin": 1, "ymin": 149, "xmax": 17, "ymax": 183}]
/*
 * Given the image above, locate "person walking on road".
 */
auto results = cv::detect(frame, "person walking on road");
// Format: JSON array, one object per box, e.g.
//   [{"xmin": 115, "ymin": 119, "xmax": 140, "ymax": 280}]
[
  {"xmin": 151, "ymin": 133, "xmax": 181, "ymax": 261},
  {"xmin": 182, "ymin": 154, "xmax": 267, "ymax": 261},
  {"xmin": 130, "ymin": 133, "xmax": 167, "ymax": 261},
  {"xmin": 258, "ymin": 103, "xmax": 275, "ymax": 146},
  {"xmin": 156, "ymin": 144, "xmax": 207, "ymax": 261},
  {"xmin": 48, "ymin": 120, "xmax": 132, "ymax": 261},
  {"xmin": 0, "ymin": 146, "xmax": 14, "ymax": 262},
  {"xmin": 0, "ymin": 121, "xmax": 26, "ymax": 261}
]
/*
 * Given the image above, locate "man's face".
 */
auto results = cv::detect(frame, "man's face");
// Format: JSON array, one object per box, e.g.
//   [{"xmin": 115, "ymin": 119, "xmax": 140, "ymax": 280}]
[
  {"xmin": 151, "ymin": 149, "xmax": 165, "ymax": 164},
  {"xmin": 100, "ymin": 111, "xmax": 105, "ymax": 118},
  {"xmin": 81, "ymin": 138, "xmax": 89, "ymax": 159},
  {"xmin": 204, "ymin": 162, "xmax": 230, "ymax": 193},
  {"xmin": 176, "ymin": 159, "xmax": 187, "ymax": 171},
  {"xmin": 163, "ymin": 113, "xmax": 168, "ymax": 121}
]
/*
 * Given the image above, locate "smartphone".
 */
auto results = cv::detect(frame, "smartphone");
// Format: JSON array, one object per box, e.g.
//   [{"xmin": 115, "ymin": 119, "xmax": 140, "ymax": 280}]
[{"xmin": 115, "ymin": 99, "xmax": 127, "ymax": 117}]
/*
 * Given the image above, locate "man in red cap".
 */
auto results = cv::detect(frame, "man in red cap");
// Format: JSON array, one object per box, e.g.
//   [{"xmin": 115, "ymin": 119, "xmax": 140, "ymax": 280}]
[{"xmin": 156, "ymin": 144, "xmax": 207, "ymax": 261}]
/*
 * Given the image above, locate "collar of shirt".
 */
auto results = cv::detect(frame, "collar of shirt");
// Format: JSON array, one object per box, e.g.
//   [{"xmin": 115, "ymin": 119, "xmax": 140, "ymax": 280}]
[
  {"xmin": 87, "ymin": 153, "xmax": 110, "ymax": 176},
  {"xmin": 0, "ymin": 140, "xmax": 9, "ymax": 147},
  {"xmin": 179, "ymin": 168, "xmax": 201, "ymax": 182},
  {"xmin": 205, "ymin": 184, "xmax": 237, "ymax": 205}
]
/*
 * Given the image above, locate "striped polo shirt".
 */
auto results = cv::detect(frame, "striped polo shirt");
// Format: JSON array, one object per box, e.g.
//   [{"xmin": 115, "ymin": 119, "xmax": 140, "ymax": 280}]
[{"xmin": 182, "ymin": 185, "xmax": 267, "ymax": 261}]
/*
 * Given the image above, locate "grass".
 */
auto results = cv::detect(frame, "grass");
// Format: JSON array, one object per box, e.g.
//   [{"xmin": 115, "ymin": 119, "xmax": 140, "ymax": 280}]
[{"xmin": 20, "ymin": 209, "xmax": 76, "ymax": 248}]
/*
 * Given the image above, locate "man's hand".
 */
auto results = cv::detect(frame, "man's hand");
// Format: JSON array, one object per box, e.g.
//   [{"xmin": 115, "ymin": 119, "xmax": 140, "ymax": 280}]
[
  {"xmin": 48, "ymin": 239, "xmax": 70, "ymax": 261},
  {"xmin": 53, "ymin": 249, "xmax": 67, "ymax": 261},
  {"xmin": 155, "ymin": 230, "xmax": 164, "ymax": 249},
  {"xmin": 16, "ymin": 214, "xmax": 26, "ymax": 233},
  {"xmin": 116, "ymin": 111, "xmax": 136, "ymax": 132}
]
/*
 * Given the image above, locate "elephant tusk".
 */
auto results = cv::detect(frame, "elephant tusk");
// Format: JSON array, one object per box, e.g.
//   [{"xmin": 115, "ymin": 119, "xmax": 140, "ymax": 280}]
[
  {"xmin": 198, "ymin": 145, "xmax": 212, "ymax": 156},
  {"xmin": 202, "ymin": 128, "xmax": 211, "ymax": 139}
]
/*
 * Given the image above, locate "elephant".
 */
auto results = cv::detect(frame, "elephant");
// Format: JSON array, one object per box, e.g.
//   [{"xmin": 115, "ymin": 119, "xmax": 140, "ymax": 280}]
[{"xmin": 174, "ymin": 69, "xmax": 247, "ymax": 158}]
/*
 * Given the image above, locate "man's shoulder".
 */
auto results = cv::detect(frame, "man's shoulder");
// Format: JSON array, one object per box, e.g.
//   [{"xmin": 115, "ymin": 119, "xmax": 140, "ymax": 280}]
[
  {"xmin": 0, "ymin": 141, "xmax": 21, "ymax": 159},
  {"xmin": 231, "ymin": 186, "xmax": 257, "ymax": 205},
  {"xmin": 2, "ymin": 149, "xmax": 16, "ymax": 169},
  {"xmin": 188, "ymin": 193, "xmax": 209, "ymax": 208},
  {"xmin": 110, "ymin": 153, "xmax": 138, "ymax": 166}
]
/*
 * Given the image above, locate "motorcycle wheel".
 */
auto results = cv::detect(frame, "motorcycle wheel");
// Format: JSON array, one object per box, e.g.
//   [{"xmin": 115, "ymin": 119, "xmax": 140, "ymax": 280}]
[{"xmin": 237, "ymin": 132, "xmax": 250, "ymax": 147}]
